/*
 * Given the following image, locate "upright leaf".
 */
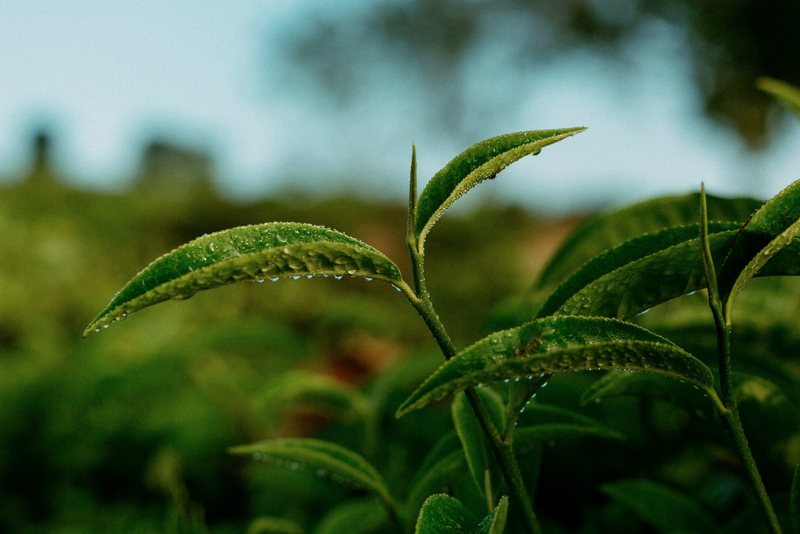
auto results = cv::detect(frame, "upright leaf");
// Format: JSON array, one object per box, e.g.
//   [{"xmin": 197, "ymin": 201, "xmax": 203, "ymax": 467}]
[
  {"xmin": 601, "ymin": 479, "xmax": 716, "ymax": 534},
  {"xmin": 396, "ymin": 316, "xmax": 713, "ymax": 417},
  {"xmin": 85, "ymin": 223, "xmax": 406, "ymax": 335},
  {"xmin": 478, "ymin": 496, "xmax": 509, "ymax": 534},
  {"xmin": 404, "ymin": 450, "xmax": 469, "ymax": 527},
  {"xmin": 230, "ymin": 438, "xmax": 395, "ymax": 510},
  {"xmin": 534, "ymin": 193, "xmax": 761, "ymax": 293},
  {"xmin": 414, "ymin": 128, "xmax": 584, "ymax": 253}
]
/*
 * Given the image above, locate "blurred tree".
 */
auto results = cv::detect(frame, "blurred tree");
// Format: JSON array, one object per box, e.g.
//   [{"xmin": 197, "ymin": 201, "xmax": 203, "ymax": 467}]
[{"xmin": 280, "ymin": 0, "xmax": 800, "ymax": 148}]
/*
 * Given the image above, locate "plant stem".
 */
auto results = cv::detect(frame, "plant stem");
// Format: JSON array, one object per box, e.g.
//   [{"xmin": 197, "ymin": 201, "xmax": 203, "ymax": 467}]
[{"xmin": 699, "ymin": 188, "xmax": 782, "ymax": 534}]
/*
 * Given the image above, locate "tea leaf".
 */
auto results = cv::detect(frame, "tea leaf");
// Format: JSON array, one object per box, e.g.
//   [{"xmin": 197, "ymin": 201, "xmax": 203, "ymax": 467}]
[
  {"xmin": 757, "ymin": 77, "xmax": 800, "ymax": 119},
  {"xmin": 719, "ymin": 178, "xmax": 800, "ymax": 301},
  {"xmin": 514, "ymin": 424, "xmax": 625, "ymax": 455},
  {"xmin": 414, "ymin": 128, "xmax": 585, "ymax": 253},
  {"xmin": 452, "ymin": 389, "xmax": 504, "ymax": 500},
  {"xmin": 725, "ymin": 215, "xmax": 800, "ymax": 322},
  {"xmin": 314, "ymin": 499, "xmax": 389, "ymax": 534},
  {"xmin": 85, "ymin": 223, "xmax": 405, "ymax": 335},
  {"xmin": 600, "ymin": 479, "xmax": 716, "ymax": 534},
  {"xmin": 536, "ymin": 222, "xmax": 740, "ymax": 318},
  {"xmin": 505, "ymin": 374, "xmax": 548, "ymax": 438},
  {"xmin": 405, "ymin": 451, "xmax": 469, "ymax": 528},
  {"xmin": 414, "ymin": 494, "xmax": 476, "ymax": 534},
  {"xmin": 396, "ymin": 316, "xmax": 713, "ymax": 417},
  {"xmin": 479, "ymin": 496, "xmax": 509, "ymax": 534},
  {"xmin": 554, "ymin": 230, "xmax": 739, "ymax": 319},
  {"xmin": 580, "ymin": 371, "xmax": 709, "ymax": 411},
  {"xmin": 230, "ymin": 438, "xmax": 394, "ymax": 508},
  {"xmin": 534, "ymin": 193, "xmax": 761, "ymax": 293},
  {"xmin": 247, "ymin": 517, "xmax": 304, "ymax": 534}
]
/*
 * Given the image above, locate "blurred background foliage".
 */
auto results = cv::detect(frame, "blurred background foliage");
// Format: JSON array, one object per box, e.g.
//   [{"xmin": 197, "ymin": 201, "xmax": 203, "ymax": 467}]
[{"xmin": 284, "ymin": 0, "xmax": 800, "ymax": 148}]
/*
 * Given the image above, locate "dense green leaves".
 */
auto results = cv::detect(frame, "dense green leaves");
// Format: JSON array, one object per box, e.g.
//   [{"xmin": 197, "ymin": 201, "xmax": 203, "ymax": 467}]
[
  {"xmin": 413, "ymin": 129, "xmax": 584, "ymax": 253},
  {"xmin": 396, "ymin": 316, "xmax": 713, "ymax": 417},
  {"xmin": 85, "ymin": 223, "xmax": 405, "ymax": 334},
  {"xmin": 601, "ymin": 479, "xmax": 716, "ymax": 534},
  {"xmin": 229, "ymin": 438, "xmax": 394, "ymax": 509},
  {"xmin": 534, "ymin": 193, "xmax": 761, "ymax": 294}
]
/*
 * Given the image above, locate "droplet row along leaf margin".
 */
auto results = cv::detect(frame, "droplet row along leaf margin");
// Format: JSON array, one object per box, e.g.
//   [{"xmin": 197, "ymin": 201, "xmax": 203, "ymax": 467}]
[
  {"xmin": 396, "ymin": 316, "xmax": 714, "ymax": 417},
  {"xmin": 413, "ymin": 128, "xmax": 585, "ymax": 254},
  {"xmin": 84, "ymin": 222, "xmax": 406, "ymax": 335}
]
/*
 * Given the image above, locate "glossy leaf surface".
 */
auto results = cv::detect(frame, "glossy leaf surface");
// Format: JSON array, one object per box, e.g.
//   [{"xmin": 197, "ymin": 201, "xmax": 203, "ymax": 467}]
[
  {"xmin": 396, "ymin": 316, "xmax": 713, "ymax": 417},
  {"xmin": 534, "ymin": 193, "xmax": 761, "ymax": 293},
  {"xmin": 537, "ymin": 222, "xmax": 739, "ymax": 318},
  {"xmin": 554, "ymin": 230, "xmax": 738, "ymax": 319},
  {"xmin": 85, "ymin": 223, "xmax": 404, "ymax": 334},
  {"xmin": 601, "ymin": 479, "xmax": 716, "ymax": 534},
  {"xmin": 230, "ymin": 438, "xmax": 393, "ymax": 507},
  {"xmin": 414, "ymin": 128, "xmax": 584, "ymax": 253}
]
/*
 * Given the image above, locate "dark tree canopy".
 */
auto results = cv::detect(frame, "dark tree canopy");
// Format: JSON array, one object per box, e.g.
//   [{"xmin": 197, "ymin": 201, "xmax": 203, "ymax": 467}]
[{"xmin": 280, "ymin": 0, "xmax": 800, "ymax": 148}]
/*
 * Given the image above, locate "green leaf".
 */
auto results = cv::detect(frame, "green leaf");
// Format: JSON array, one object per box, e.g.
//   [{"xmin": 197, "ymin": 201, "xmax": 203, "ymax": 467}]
[
  {"xmin": 414, "ymin": 128, "xmax": 584, "ymax": 253},
  {"xmin": 791, "ymin": 457, "xmax": 800, "ymax": 534},
  {"xmin": 452, "ymin": 389, "xmax": 504, "ymax": 504},
  {"xmin": 85, "ymin": 222, "xmax": 405, "ymax": 335},
  {"xmin": 724, "ymin": 215, "xmax": 800, "ymax": 322},
  {"xmin": 414, "ymin": 494, "xmax": 477, "ymax": 534},
  {"xmin": 580, "ymin": 371, "xmax": 709, "ymax": 411},
  {"xmin": 718, "ymin": 178, "xmax": 800, "ymax": 302},
  {"xmin": 478, "ymin": 496, "xmax": 509, "ymax": 534},
  {"xmin": 504, "ymin": 374, "xmax": 548, "ymax": 440},
  {"xmin": 554, "ymin": 230, "xmax": 739, "ymax": 319},
  {"xmin": 314, "ymin": 499, "xmax": 390, "ymax": 534},
  {"xmin": 229, "ymin": 438, "xmax": 394, "ymax": 509},
  {"xmin": 600, "ymin": 478, "xmax": 716, "ymax": 534},
  {"xmin": 247, "ymin": 517, "xmax": 304, "ymax": 534},
  {"xmin": 536, "ymin": 222, "xmax": 740, "ymax": 318},
  {"xmin": 757, "ymin": 77, "xmax": 800, "ymax": 119},
  {"xmin": 396, "ymin": 316, "xmax": 713, "ymax": 417},
  {"xmin": 534, "ymin": 193, "xmax": 761, "ymax": 294},
  {"xmin": 405, "ymin": 450, "xmax": 469, "ymax": 526},
  {"xmin": 512, "ymin": 404, "xmax": 626, "ymax": 451}
]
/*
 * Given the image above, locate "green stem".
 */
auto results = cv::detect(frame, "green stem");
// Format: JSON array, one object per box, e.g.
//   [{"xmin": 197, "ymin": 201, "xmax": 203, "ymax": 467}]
[{"xmin": 699, "ymin": 186, "xmax": 781, "ymax": 533}]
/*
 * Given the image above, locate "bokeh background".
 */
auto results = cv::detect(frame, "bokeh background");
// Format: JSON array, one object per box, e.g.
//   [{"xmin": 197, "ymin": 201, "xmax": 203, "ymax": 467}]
[{"xmin": 2, "ymin": 1, "xmax": 800, "ymax": 533}]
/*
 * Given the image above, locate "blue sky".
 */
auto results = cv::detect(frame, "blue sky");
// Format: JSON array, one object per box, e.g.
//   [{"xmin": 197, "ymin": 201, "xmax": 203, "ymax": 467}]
[{"xmin": 2, "ymin": 1, "xmax": 799, "ymax": 213}]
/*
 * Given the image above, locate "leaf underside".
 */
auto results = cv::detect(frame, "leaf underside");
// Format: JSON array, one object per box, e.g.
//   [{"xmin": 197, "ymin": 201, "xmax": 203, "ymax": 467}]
[
  {"xmin": 85, "ymin": 222, "xmax": 403, "ymax": 335},
  {"xmin": 397, "ymin": 316, "xmax": 713, "ymax": 417},
  {"xmin": 757, "ymin": 77, "xmax": 800, "ymax": 119}
]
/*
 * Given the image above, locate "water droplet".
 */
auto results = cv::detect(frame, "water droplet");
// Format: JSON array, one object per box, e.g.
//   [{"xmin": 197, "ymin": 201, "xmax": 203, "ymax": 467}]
[
  {"xmin": 103, "ymin": 324, "xmax": 109, "ymax": 329},
  {"xmin": 334, "ymin": 275, "xmax": 343, "ymax": 280},
  {"xmin": 532, "ymin": 147, "xmax": 542, "ymax": 156},
  {"xmin": 269, "ymin": 277, "xmax": 279, "ymax": 282},
  {"xmin": 594, "ymin": 398, "xmax": 601, "ymax": 404},
  {"xmin": 364, "ymin": 277, "xmax": 372, "ymax": 281},
  {"xmin": 306, "ymin": 275, "xmax": 313, "ymax": 279},
  {"xmin": 392, "ymin": 284, "xmax": 401, "ymax": 291},
  {"xmin": 257, "ymin": 279, "xmax": 265, "ymax": 283},
  {"xmin": 283, "ymin": 247, "xmax": 290, "ymax": 254},
  {"xmin": 276, "ymin": 234, "xmax": 287, "ymax": 243},
  {"xmin": 346, "ymin": 269, "xmax": 357, "ymax": 275},
  {"xmin": 291, "ymin": 276, "xmax": 301, "ymax": 280},
  {"xmin": 541, "ymin": 381, "xmax": 548, "ymax": 387},
  {"xmin": 504, "ymin": 378, "xmax": 510, "ymax": 383}
]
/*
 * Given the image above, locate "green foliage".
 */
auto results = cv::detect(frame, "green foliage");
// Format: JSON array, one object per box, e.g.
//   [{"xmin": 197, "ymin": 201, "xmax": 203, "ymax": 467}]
[{"xmin": 70, "ymin": 87, "xmax": 800, "ymax": 534}]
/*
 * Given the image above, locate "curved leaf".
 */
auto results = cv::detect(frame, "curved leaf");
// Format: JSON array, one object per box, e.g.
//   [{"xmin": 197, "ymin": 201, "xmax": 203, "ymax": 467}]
[
  {"xmin": 85, "ymin": 222, "xmax": 405, "ymax": 335},
  {"xmin": 513, "ymin": 424, "xmax": 625, "ymax": 454},
  {"xmin": 478, "ymin": 496, "xmax": 509, "ymax": 534},
  {"xmin": 396, "ymin": 316, "xmax": 713, "ymax": 417},
  {"xmin": 414, "ymin": 128, "xmax": 584, "ymax": 253},
  {"xmin": 314, "ymin": 499, "xmax": 390, "ymax": 534},
  {"xmin": 414, "ymin": 494, "xmax": 476, "ymax": 534},
  {"xmin": 554, "ymin": 230, "xmax": 739, "ymax": 319},
  {"xmin": 229, "ymin": 438, "xmax": 394, "ymax": 508},
  {"xmin": 537, "ymin": 222, "xmax": 740, "ymax": 318},
  {"xmin": 534, "ymin": 193, "xmax": 761, "ymax": 293},
  {"xmin": 601, "ymin": 478, "xmax": 716, "ymax": 534},
  {"xmin": 757, "ymin": 77, "xmax": 800, "ymax": 119}
]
